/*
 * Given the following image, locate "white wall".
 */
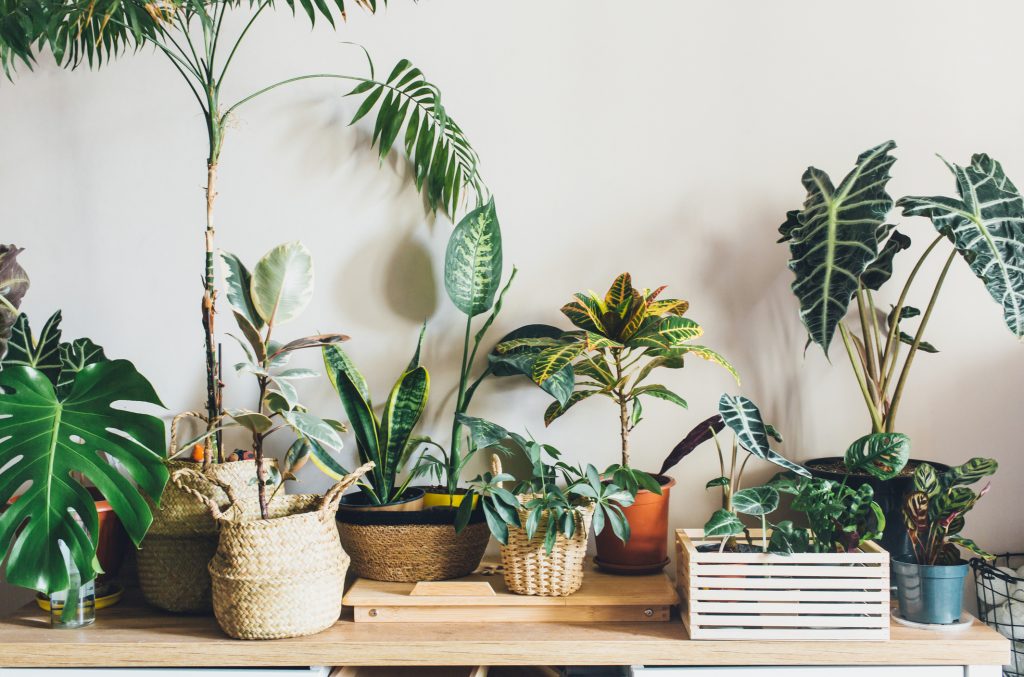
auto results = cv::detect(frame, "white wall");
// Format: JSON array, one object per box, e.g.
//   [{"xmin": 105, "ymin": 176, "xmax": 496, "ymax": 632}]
[{"xmin": 2, "ymin": 0, "xmax": 1023, "ymax": 613}]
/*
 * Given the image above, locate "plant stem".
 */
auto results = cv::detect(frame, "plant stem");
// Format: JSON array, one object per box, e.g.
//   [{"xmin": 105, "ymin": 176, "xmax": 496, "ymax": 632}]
[
  {"xmin": 447, "ymin": 315, "xmax": 474, "ymax": 497},
  {"xmin": 886, "ymin": 248, "xmax": 957, "ymax": 432},
  {"xmin": 613, "ymin": 350, "xmax": 630, "ymax": 468},
  {"xmin": 856, "ymin": 287, "xmax": 878, "ymax": 391},
  {"xmin": 839, "ymin": 323, "xmax": 884, "ymax": 432}
]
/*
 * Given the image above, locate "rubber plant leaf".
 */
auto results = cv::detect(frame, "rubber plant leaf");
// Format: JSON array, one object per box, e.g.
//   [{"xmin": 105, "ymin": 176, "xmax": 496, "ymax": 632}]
[
  {"xmin": 0, "ymin": 245, "xmax": 29, "ymax": 360},
  {"xmin": 0, "ymin": 361, "xmax": 167, "ymax": 595},
  {"xmin": 660, "ymin": 414, "xmax": 724, "ymax": 475},
  {"xmin": 250, "ymin": 241, "xmax": 315, "ymax": 326},
  {"xmin": 782, "ymin": 141, "xmax": 897, "ymax": 353},
  {"xmin": 4, "ymin": 311, "xmax": 63, "ymax": 384},
  {"xmin": 444, "ymin": 199, "xmax": 502, "ymax": 317},
  {"xmin": 843, "ymin": 432, "xmax": 911, "ymax": 481},
  {"xmin": 219, "ymin": 250, "xmax": 264, "ymax": 331},
  {"xmin": 898, "ymin": 153, "xmax": 1024, "ymax": 338},
  {"xmin": 378, "ymin": 365, "xmax": 429, "ymax": 494}
]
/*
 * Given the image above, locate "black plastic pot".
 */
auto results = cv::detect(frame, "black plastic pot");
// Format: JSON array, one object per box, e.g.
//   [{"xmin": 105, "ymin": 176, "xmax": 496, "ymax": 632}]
[{"xmin": 805, "ymin": 456, "xmax": 949, "ymax": 557}]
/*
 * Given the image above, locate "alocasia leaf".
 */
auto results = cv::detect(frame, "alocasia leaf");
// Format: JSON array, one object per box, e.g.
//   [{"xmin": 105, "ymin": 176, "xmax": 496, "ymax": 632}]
[
  {"xmin": 0, "ymin": 245, "xmax": 29, "ymax": 360},
  {"xmin": 732, "ymin": 486, "xmax": 780, "ymax": 516},
  {"xmin": 898, "ymin": 154, "xmax": 1024, "ymax": 338},
  {"xmin": 704, "ymin": 509, "xmax": 744, "ymax": 537},
  {"xmin": 56, "ymin": 338, "xmax": 107, "ymax": 397},
  {"xmin": 661, "ymin": 414, "xmax": 725, "ymax": 475},
  {"xmin": 4, "ymin": 311, "xmax": 63, "ymax": 384},
  {"xmin": 861, "ymin": 228, "xmax": 911, "ymax": 291},
  {"xmin": 0, "ymin": 361, "xmax": 167, "ymax": 595},
  {"xmin": 444, "ymin": 199, "xmax": 502, "ymax": 317}
]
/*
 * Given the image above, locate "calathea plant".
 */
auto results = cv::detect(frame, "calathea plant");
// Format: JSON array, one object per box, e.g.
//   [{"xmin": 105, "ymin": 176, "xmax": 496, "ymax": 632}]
[
  {"xmin": 0, "ymin": 309, "xmax": 168, "ymax": 596},
  {"xmin": 1, "ymin": 1, "xmax": 488, "ymax": 459},
  {"xmin": 903, "ymin": 458, "xmax": 997, "ymax": 565},
  {"xmin": 0, "ymin": 244, "xmax": 29, "ymax": 359},
  {"xmin": 493, "ymin": 273, "xmax": 738, "ymax": 490},
  {"xmin": 322, "ymin": 328, "xmax": 432, "ymax": 506},
  {"xmin": 779, "ymin": 141, "xmax": 1024, "ymax": 454}
]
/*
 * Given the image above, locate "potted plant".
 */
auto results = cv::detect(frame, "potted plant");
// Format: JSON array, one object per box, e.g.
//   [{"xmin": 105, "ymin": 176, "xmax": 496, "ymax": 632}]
[
  {"xmin": 894, "ymin": 458, "xmax": 998, "ymax": 625},
  {"xmin": 493, "ymin": 273, "xmax": 738, "ymax": 573},
  {"xmin": 778, "ymin": 141, "xmax": 1024, "ymax": 554},
  {"xmin": 455, "ymin": 420, "xmax": 636, "ymax": 596}
]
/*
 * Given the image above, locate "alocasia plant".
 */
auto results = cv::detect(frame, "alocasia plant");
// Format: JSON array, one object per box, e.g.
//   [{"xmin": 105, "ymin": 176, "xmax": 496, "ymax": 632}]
[
  {"xmin": 0, "ymin": 245, "xmax": 29, "ymax": 359},
  {"xmin": 0, "ymin": 312, "xmax": 168, "ymax": 595}
]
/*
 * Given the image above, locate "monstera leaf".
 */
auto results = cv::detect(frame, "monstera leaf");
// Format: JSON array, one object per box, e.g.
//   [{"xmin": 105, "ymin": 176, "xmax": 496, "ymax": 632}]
[
  {"xmin": 0, "ymin": 245, "xmax": 29, "ymax": 360},
  {"xmin": 780, "ymin": 141, "xmax": 897, "ymax": 352},
  {"xmin": 445, "ymin": 199, "xmax": 502, "ymax": 317},
  {"xmin": 0, "ymin": 361, "xmax": 167, "ymax": 595},
  {"xmin": 843, "ymin": 432, "xmax": 910, "ymax": 481},
  {"xmin": 898, "ymin": 154, "xmax": 1024, "ymax": 338}
]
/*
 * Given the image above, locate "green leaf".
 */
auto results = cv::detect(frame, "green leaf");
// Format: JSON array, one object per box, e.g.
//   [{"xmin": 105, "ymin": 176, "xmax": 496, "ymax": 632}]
[
  {"xmin": 861, "ymin": 229, "xmax": 911, "ymax": 291},
  {"xmin": 718, "ymin": 394, "xmax": 771, "ymax": 460},
  {"xmin": 4, "ymin": 311, "xmax": 62, "ymax": 384},
  {"xmin": 307, "ymin": 437, "xmax": 350, "ymax": 481},
  {"xmin": 677, "ymin": 345, "xmax": 740, "ymax": 384},
  {"xmin": 0, "ymin": 245, "xmax": 29, "ymax": 360},
  {"xmin": 456, "ymin": 414, "xmax": 511, "ymax": 449},
  {"xmin": 898, "ymin": 153, "xmax": 1024, "ymax": 338},
  {"xmin": 705, "ymin": 476, "xmax": 730, "ymax": 489},
  {"xmin": 56, "ymin": 338, "xmax": 106, "ymax": 397},
  {"xmin": 782, "ymin": 141, "xmax": 897, "ymax": 353},
  {"xmin": 444, "ymin": 199, "xmax": 502, "ymax": 317},
  {"xmin": 543, "ymin": 388, "xmax": 605, "ymax": 426},
  {"xmin": 704, "ymin": 509, "xmax": 744, "ymax": 537},
  {"xmin": 282, "ymin": 410, "xmax": 343, "ymax": 452},
  {"xmin": 629, "ymin": 316, "xmax": 703, "ymax": 349},
  {"xmin": 323, "ymin": 344, "xmax": 371, "ymax": 406},
  {"xmin": 532, "ymin": 341, "xmax": 586, "ymax": 384},
  {"xmin": 379, "ymin": 366, "xmax": 429, "ymax": 485},
  {"xmin": 0, "ymin": 362, "xmax": 167, "ymax": 595},
  {"xmin": 732, "ymin": 486, "xmax": 780, "ymax": 516},
  {"xmin": 231, "ymin": 312, "xmax": 267, "ymax": 364},
  {"xmin": 227, "ymin": 409, "xmax": 273, "ymax": 434},
  {"xmin": 943, "ymin": 457, "xmax": 998, "ymax": 488},
  {"xmin": 633, "ymin": 384, "xmax": 687, "ymax": 408},
  {"xmin": 897, "ymin": 331, "xmax": 938, "ymax": 353},
  {"xmin": 630, "ymin": 397, "xmax": 643, "ymax": 427},
  {"xmin": 250, "ymin": 241, "xmax": 314, "ymax": 326},
  {"xmin": 219, "ymin": 250, "xmax": 263, "ymax": 331},
  {"xmin": 330, "ymin": 361, "xmax": 381, "ymax": 482},
  {"xmin": 767, "ymin": 520, "xmax": 810, "ymax": 555},
  {"xmin": 843, "ymin": 432, "xmax": 911, "ymax": 481},
  {"xmin": 949, "ymin": 535, "xmax": 994, "ymax": 560}
]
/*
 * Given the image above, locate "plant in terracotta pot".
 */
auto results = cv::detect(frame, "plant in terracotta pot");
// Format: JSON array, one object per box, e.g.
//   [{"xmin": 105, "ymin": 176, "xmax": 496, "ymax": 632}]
[
  {"xmin": 894, "ymin": 458, "xmax": 998, "ymax": 625},
  {"xmin": 493, "ymin": 273, "xmax": 738, "ymax": 574},
  {"xmin": 778, "ymin": 141, "xmax": 1024, "ymax": 554}
]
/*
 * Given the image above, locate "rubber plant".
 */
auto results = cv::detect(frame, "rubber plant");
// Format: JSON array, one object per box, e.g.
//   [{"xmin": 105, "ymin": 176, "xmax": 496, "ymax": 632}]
[
  {"xmin": 322, "ymin": 327, "xmax": 432, "ymax": 506},
  {"xmin": 0, "ymin": 1, "xmax": 487, "ymax": 460},
  {"xmin": 0, "ymin": 308, "xmax": 168, "ymax": 603},
  {"xmin": 779, "ymin": 141, "xmax": 1024, "ymax": 468}
]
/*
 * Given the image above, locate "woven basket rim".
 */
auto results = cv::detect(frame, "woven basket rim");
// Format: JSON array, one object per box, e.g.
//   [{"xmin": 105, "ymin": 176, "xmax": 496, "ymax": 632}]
[{"xmin": 336, "ymin": 505, "xmax": 486, "ymax": 526}]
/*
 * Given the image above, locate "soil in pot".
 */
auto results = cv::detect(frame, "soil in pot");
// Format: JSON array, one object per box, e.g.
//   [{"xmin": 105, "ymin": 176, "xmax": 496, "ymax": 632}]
[
  {"xmin": 806, "ymin": 456, "xmax": 949, "ymax": 558},
  {"xmin": 337, "ymin": 487, "xmax": 426, "ymax": 512},
  {"xmin": 595, "ymin": 474, "xmax": 675, "ymax": 575}
]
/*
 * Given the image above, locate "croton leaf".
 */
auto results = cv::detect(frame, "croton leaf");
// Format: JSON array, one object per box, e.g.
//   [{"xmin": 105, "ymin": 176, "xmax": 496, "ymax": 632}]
[
  {"xmin": 0, "ymin": 362, "xmax": 167, "ymax": 595},
  {"xmin": 4, "ymin": 311, "xmax": 63, "ymax": 384},
  {"xmin": 629, "ymin": 316, "xmax": 703, "ymax": 349},
  {"xmin": 444, "ymin": 199, "xmax": 502, "ymax": 317},
  {"xmin": 0, "ymin": 245, "xmax": 29, "ymax": 360},
  {"xmin": 532, "ymin": 341, "xmax": 586, "ymax": 384},
  {"xmin": 544, "ymin": 388, "xmax": 606, "ymax": 426},
  {"xmin": 843, "ymin": 432, "xmax": 911, "ymax": 481},
  {"xmin": 647, "ymin": 299, "xmax": 689, "ymax": 317},
  {"xmin": 561, "ymin": 301, "xmax": 605, "ymax": 334},
  {"xmin": 661, "ymin": 413, "xmax": 725, "ymax": 475},
  {"xmin": 782, "ymin": 141, "xmax": 897, "ymax": 353},
  {"xmin": 250, "ymin": 241, "xmax": 315, "ymax": 326},
  {"xmin": 633, "ymin": 384, "xmax": 687, "ymax": 408},
  {"xmin": 605, "ymin": 272, "xmax": 633, "ymax": 307},
  {"xmin": 703, "ymin": 509, "xmax": 744, "ymax": 537},
  {"xmin": 678, "ymin": 345, "xmax": 740, "ymax": 384},
  {"xmin": 898, "ymin": 153, "xmax": 1024, "ymax": 338}
]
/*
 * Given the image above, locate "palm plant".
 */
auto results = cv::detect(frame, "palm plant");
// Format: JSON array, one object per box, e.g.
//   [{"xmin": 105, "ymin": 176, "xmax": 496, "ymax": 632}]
[
  {"xmin": 0, "ymin": 0, "xmax": 488, "ymax": 460},
  {"xmin": 779, "ymin": 141, "xmax": 1024, "ymax": 451}
]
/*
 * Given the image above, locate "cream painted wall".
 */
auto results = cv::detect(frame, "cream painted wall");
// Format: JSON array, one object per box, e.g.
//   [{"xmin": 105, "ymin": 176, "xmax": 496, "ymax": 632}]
[{"xmin": 1, "ymin": 0, "xmax": 1023, "ymax": 614}]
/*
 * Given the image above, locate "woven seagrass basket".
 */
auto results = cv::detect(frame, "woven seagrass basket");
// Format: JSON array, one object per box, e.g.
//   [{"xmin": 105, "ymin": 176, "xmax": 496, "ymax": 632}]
[
  {"xmin": 173, "ymin": 462, "xmax": 373, "ymax": 640},
  {"xmin": 499, "ymin": 497, "xmax": 594, "ymax": 597}
]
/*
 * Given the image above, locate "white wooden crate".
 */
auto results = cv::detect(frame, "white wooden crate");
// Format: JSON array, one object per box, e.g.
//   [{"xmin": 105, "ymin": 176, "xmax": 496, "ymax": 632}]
[{"xmin": 676, "ymin": 529, "xmax": 890, "ymax": 641}]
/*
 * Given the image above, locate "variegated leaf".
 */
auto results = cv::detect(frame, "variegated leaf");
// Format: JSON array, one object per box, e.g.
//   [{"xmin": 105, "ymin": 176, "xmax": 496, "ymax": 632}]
[
  {"xmin": 629, "ymin": 316, "xmax": 703, "ymax": 349},
  {"xmin": 444, "ymin": 199, "xmax": 502, "ymax": 317},
  {"xmin": 942, "ymin": 457, "xmax": 998, "ymax": 488},
  {"xmin": 647, "ymin": 298, "xmax": 689, "ymax": 316},
  {"xmin": 561, "ymin": 301, "xmax": 604, "ymax": 334},
  {"xmin": 251, "ymin": 241, "xmax": 315, "ymax": 326},
  {"xmin": 573, "ymin": 355, "xmax": 615, "ymax": 386},
  {"xmin": 633, "ymin": 384, "xmax": 687, "ymax": 408},
  {"xmin": 4, "ymin": 311, "xmax": 62, "ymax": 384},
  {"xmin": 903, "ymin": 491, "xmax": 929, "ymax": 538},
  {"xmin": 494, "ymin": 336, "xmax": 563, "ymax": 353},
  {"xmin": 898, "ymin": 154, "xmax": 1024, "ymax": 338},
  {"xmin": 661, "ymin": 414, "xmax": 725, "ymax": 475},
  {"xmin": 914, "ymin": 463, "xmax": 939, "ymax": 497},
  {"xmin": 605, "ymin": 272, "xmax": 633, "ymax": 307},
  {"xmin": 532, "ymin": 341, "xmax": 586, "ymax": 384},
  {"xmin": 949, "ymin": 535, "xmax": 993, "ymax": 560},
  {"xmin": 732, "ymin": 486, "xmax": 779, "ymax": 516},
  {"xmin": 703, "ymin": 509, "xmax": 744, "ymax": 537},
  {"xmin": 544, "ymin": 388, "xmax": 605, "ymax": 426},
  {"xmin": 584, "ymin": 332, "xmax": 622, "ymax": 350},
  {"xmin": 718, "ymin": 393, "xmax": 771, "ymax": 460},
  {"xmin": 782, "ymin": 141, "xmax": 897, "ymax": 353},
  {"xmin": 678, "ymin": 345, "xmax": 740, "ymax": 384},
  {"xmin": 843, "ymin": 432, "xmax": 910, "ymax": 481}
]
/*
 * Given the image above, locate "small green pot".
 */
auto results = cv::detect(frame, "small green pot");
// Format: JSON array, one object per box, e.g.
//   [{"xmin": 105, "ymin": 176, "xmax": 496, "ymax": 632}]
[{"xmin": 893, "ymin": 554, "xmax": 968, "ymax": 624}]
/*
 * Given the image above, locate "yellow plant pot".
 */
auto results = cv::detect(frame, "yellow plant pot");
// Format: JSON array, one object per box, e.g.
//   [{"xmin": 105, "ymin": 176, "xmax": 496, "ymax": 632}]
[{"xmin": 422, "ymin": 491, "xmax": 478, "ymax": 509}]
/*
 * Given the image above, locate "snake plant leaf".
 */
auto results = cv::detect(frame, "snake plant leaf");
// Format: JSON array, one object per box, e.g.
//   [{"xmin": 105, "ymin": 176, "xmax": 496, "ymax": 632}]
[
  {"xmin": 379, "ymin": 365, "xmax": 429, "ymax": 487},
  {"xmin": 861, "ymin": 229, "xmax": 911, "ymax": 291},
  {"xmin": 444, "ymin": 199, "xmax": 502, "ymax": 317},
  {"xmin": 704, "ymin": 509, "xmax": 744, "ymax": 538},
  {"xmin": 942, "ymin": 457, "xmax": 998, "ymax": 488},
  {"xmin": 532, "ymin": 341, "xmax": 586, "ymax": 384},
  {"xmin": 913, "ymin": 463, "xmax": 939, "ymax": 497},
  {"xmin": 843, "ymin": 432, "xmax": 911, "ymax": 481},
  {"xmin": 330, "ymin": 363, "xmax": 381, "ymax": 482},
  {"xmin": 219, "ymin": 250, "xmax": 263, "ymax": 331},
  {"xmin": 306, "ymin": 437, "xmax": 350, "ymax": 481},
  {"xmin": 783, "ymin": 141, "xmax": 897, "ymax": 353},
  {"xmin": 732, "ymin": 486, "xmax": 780, "ymax": 516},
  {"xmin": 4, "ymin": 312, "xmax": 63, "ymax": 384},
  {"xmin": 0, "ymin": 361, "xmax": 167, "ymax": 595},
  {"xmin": 633, "ymin": 384, "xmax": 687, "ymax": 408},
  {"xmin": 0, "ymin": 245, "xmax": 29, "ymax": 360},
  {"xmin": 898, "ymin": 154, "xmax": 1024, "ymax": 338},
  {"xmin": 323, "ymin": 344, "xmax": 370, "ymax": 405},
  {"xmin": 250, "ymin": 241, "xmax": 315, "ymax": 326},
  {"xmin": 55, "ymin": 338, "xmax": 106, "ymax": 397},
  {"xmin": 661, "ymin": 414, "xmax": 726, "ymax": 475},
  {"xmin": 544, "ymin": 388, "xmax": 606, "ymax": 426}
]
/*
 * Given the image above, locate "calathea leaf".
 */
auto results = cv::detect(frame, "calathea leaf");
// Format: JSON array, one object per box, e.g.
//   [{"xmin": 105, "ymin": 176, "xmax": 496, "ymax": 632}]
[
  {"xmin": 704, "ymin": 509, "xmax": 744, "ymax": 537},
  {"xmin": 948, "ymin": 536, "xmax": 993, "ymax": 560},
  {"xmin": 219, "ymin": 250, "xmax": 263, "ymax": 331},
  {"xmin": 913, "ymin": 463, "xmax": 939, "ymax": 497},
  {"xmin": 782, "ymin": 141, "xmax": 897, "ymax": 353},
  {"xmin": 898, "ymin": 153, "xmax": 1024, "ymax": 338},
  {"xmin": 661, "ymin": 413, "xmax": 725, "ymax": 475},
  {"xmin": 0, "ymin": 361, "xmax": 167, "ymax": 595},
  {"xmin": 4, "ymin": 311, "xmax": 63, "ymax": 384},
  {"xmin": 861, "ymin": 228, "xmax": 911, "ymax": 291},
  {"xmin": 942, "ymin": 457, "xmax": 998, "ymax": 488},
  {"xmin": 0, "ymin": 245, "xmax": 29, "ymax": 360},
  {"xmin": 902, "ymin": 491, "xmax": 929, "ymax": 538},
  {"xmin": 843, "ymin": 432, "xmax": 911, "ymax": 481},
  {"xmin": 250, "ymin": 241, "xmax": 315, "ymax": 326},
  {"xmin": 732, "ymin": 486, "xmax": 780, "ymax": 516},
  {"xmin": 444, "ymin": 199, "xmax": 502, "ymax": 317}
]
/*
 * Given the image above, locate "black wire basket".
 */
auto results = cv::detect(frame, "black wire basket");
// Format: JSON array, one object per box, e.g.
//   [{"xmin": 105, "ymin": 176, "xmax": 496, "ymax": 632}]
[{"xmin": 972, "ymin": 554, "xmax": 1024, "ymax": 676}]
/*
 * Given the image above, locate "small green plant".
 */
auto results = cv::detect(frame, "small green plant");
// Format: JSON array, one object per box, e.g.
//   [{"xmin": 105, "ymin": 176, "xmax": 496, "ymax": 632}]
[
  {"xmin": 902, "ymin": 458, "xmax": 998, "ymax": 565},
  {"xmin": 770, "ymin": 475, "xmax": 885, "ymax": 554},
  {"xmin": 493, "ymin": 273, "xmax": 737, "ymax": 489},
  {"xmin": 454, "ymin": 418, "xmax": 635, "ymax": 553},
  {"xmin": 322, "ymin": 328, "xmax": 433, "ymax": 506}
]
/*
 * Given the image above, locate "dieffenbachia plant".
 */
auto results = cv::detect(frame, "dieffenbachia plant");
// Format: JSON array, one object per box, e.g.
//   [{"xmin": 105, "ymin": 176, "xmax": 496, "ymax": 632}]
[
  {"xmin": 0, "ymin": 245, "xmax": 29, "ymax": 360},
  {"xmin": 0, "ymin": 311, "xmax": 168, "ymax": 596},
  {"xmin": 492, "ymin": 273, "xmax": 737, "ymax": 489},
  {"xmin": 0, "ymin": 1, "xmax": 487, "ymax": 460},
  {"xmin": 322, "ymin": 328, "xmax": 432, "ymax": 505},
  {"xmin": 903, "ymin": 457, "xmax": 998, "ymax": 565},
  {"xmin": 779, "ymin": 142, "xmax": 1024, "ymax": 459}
]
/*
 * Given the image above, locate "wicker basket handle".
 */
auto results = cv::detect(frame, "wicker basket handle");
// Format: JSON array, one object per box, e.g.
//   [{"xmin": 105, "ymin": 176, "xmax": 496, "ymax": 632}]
[
  {"xmin": 319, "ymin": 462, "xmax": 375, "ymax": 517},
  {"xmin": 491, "ymin": 454, "xmax": 503, "ymax": 486},
  {"xmin": 170, "ymin": 467, "xmax": 241, "ymax": 522},
  {"xmin": 168, "ymin": 411, "xmax": 208, "ymax": 459}
]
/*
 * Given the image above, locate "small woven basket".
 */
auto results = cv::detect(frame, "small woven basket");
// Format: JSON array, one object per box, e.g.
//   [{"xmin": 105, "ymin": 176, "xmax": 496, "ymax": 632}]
[
  {"xmin": 137, "ymin": 412, "xmax": 276, "ymax": 614},
  {"xmin": 500, "ymin": 496, "xmax": 594, "ymax": 597}
]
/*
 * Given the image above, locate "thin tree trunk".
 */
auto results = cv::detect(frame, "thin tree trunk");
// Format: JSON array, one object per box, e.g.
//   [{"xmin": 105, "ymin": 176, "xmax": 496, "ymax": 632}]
[
  {"xmin": 614, "ymin": 350, "xmax": 630, "ymax": 468},
  {"xmin": 202, "ymin": 160, "xmax": 221, "ymax": 466}
]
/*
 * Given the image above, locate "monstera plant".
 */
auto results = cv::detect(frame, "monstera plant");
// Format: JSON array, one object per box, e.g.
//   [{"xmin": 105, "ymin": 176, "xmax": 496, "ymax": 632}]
[
  {"xmin": 0, "ymin": 245, "xmax": 29, "ymax": 359},
  {"xmin": 0, "ymin": 311, "xmax": 168, "ymax": 601}
]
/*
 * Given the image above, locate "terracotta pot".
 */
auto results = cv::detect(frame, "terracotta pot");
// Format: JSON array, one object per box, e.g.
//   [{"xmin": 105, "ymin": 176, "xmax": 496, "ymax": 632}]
[
  {"xmin": 595, "ymin": 474, "xmax": 676, "ymax": 575},
  {"xmin": 337, "ymin": 487, "xmax": 426, "ymax": 513},
  {"xmin": 90, "ymin": 491, "xmax": 129, "ymax": 583}
]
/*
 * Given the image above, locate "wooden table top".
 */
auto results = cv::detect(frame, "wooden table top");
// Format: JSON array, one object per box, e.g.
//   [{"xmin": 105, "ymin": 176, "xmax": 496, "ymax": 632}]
[{"xmin": 0, "ymin": 593, "xmax": 1011, "ymax": 668}]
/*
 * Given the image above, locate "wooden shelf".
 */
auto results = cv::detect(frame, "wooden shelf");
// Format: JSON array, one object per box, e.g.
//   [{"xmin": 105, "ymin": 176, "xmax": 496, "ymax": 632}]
[{"xmin": 0, "ymin": 593, "xmax": 1010, "ymax": 668}]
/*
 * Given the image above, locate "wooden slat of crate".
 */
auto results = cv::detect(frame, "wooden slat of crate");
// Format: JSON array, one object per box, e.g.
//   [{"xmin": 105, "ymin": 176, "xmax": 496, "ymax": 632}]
[{"xmin": 677, "ymin": 528, "xmax": 891, "ymax": 641}]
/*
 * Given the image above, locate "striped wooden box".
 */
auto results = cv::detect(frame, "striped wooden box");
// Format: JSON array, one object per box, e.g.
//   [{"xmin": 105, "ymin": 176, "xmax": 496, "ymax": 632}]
[{"xmin": 676, "ymin": 528, "xmax": 890, "ymax": 641}]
